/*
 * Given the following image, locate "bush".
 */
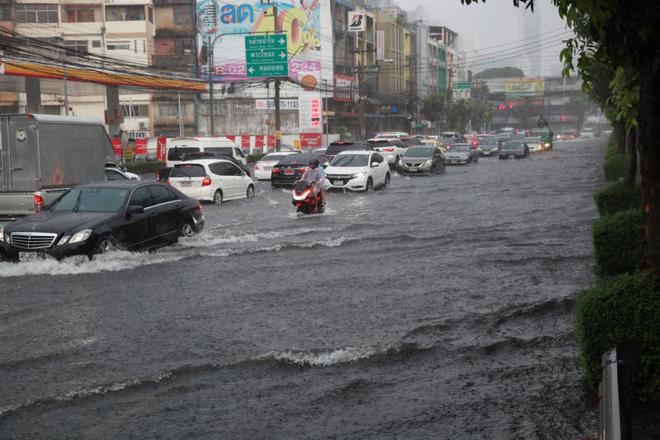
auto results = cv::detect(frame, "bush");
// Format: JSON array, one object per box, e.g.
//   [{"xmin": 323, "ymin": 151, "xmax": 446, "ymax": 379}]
[
  {"xmin": 594, "ymin": 181, "xmax": 642, "ymax": 216},
  {"xmin": 125, "ymin": 161, "xmax": 165, "ymax": 175},
  {"xmin": 247, "ymin": 153, "xmax": 266, "ymax": 164},
  {"xmin": 575, "ymin": 271, "xmax": 660, "ymax": 401},
  {"xmin": 603, "ymin": 142, "xmax": 628, "ymax": 181},
  {"xmin": 592, "ymin": 209, "xmax": 645, "ymax": 276}
]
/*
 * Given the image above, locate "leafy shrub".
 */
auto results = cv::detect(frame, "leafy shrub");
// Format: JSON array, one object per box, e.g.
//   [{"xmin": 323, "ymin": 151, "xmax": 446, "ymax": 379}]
[
  {"xmin": 592, "ymin": 209, "xmax": 645, "ymax": 276},
  {"xmin": 603, "ymin": 142, "xmax": 628, "ymax": 181},
  {"xmin": 575, "ymin": 271, "xmax": 660, "ymax": 401},
  {"xmin": 247, "ymin": 153, "xmax": 266, "ymax": 164},
  {"xmin": 125, "ymin": 161, "xmax": 165, "ymax": 175},
  {"xmin": 594, "ymin": 181, "xmax": 642, "ymax": 216}
]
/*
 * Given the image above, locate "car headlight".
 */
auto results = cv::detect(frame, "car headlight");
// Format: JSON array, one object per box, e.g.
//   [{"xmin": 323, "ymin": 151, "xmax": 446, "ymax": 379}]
[
  {"xmin": 57, "ymin": 235, "xmax": 71, "ymax": 246},
  {"xmin": 423, "ymin": 160, "xmax": 432, "ymax": 167},
  {"xmin": 68, "ymin": 229, "xmax": 92, "ymax": 245}
]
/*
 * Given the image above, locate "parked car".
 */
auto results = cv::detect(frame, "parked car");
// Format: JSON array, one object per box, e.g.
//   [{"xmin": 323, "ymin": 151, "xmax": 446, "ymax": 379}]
[
  {"xmin": 0, "ymin": 114, "xmax": 115, "ymax": 219},
  {"xmin": 165, "ymin": 137, "xmax": 246, "ymax": 168},
  {"xmin": 271, "ymin": 152, "xmax": 328, "ymax": 188},
  {"xmin": 0, "ymin": 182, "xmax": 204, "ymax": 261},
  {"xmin": 366, "ymin": 138, "xmax": 407, "ymax": 169},
  {"xmin": 104, "ymin": 165, "xmax": 140, "ymax": 181},
  {"xmin": 325, "ymin": 151, "xmax": 390, "ymax": 192},
  {"xmin": 499, "ymin": 141, "xmax": 530, "ymax": 159},
  {"xmin": 179, "ymin": 151, "xmax": 250, "ymax": 174},
  {"xmin": 375, "ymin": 131, "xmax": 409, "ymax": 139},
  {"xmin": 525, "ymin": 136, "xmax": 544, "ymax": 153},
  {"xmin": 325, "ymin": 141, "xmax": 373, "ymax": 162},
  {"xmin": 253, "ymin": 151, "xmax": 300, "ymax": 180},
  {"xmin": 445, "ymin": 144, "xmax": 478, "ymax": 165},
  {"xmin": 167, "ymin": 160, "xmax": 254, "ymax": 205},
  {"xmin": 399, "ymin": 146, "xmax": 446, "ymax": 175},
  {"xmin": 477, "ymin": 135, "xmax": 500, "ymax": 156}
]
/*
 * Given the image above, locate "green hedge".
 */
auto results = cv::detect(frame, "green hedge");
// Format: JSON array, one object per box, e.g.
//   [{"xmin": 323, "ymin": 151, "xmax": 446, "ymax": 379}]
[
  {"xmin": 125, "ymin": 161, "xmax": 165, "ymax": 175},
  {"xmin": 594, "ymin": 181, "xmax": 642, "ymax": 216},
  {"xmin": 603, "ymin": 142, "xmax": 628, "ymax": 181},
  {"xmin": 575, "ymin": 271, "xmax": 660, "ymax": 401},
  {"xmin": 247, "ymin": 153, "xmax": 266, "ymax": 164},
  {"xmin": 593, "ymin": 209, "xmax": 645, "ymax": 276}
]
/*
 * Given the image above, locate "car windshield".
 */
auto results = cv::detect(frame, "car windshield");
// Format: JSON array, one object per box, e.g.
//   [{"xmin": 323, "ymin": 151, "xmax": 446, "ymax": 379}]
[
  {"xmin": 171, "ymin": 164, "xmax": 206, "ymax": 178},
  {"xmin": 452, "ymin": 145, "xmax": 471, "ymax": 152},
  {"xmin": 478, "ymin": 137, "xmax": 498, "ymax": 145},
  {"xmin": 331, "ymin": 154, "xmax": 369, "ymax": 167},
  {"xmin": 205, "ymin": 147, "xmax": 234, "ymax": 155},
  {"xmin": 167, "ymin": 147, "xmax": 199, "ymax": 161},
  {"xmin": 279, "ymin": 154, "xmax": 318, "ymax": 165},
  {"xmin": 525, "ymin": 137, "xmax": 542, "ymax": 143},
  {"xmin": 503, "ymin": 142, "xmax": 525, "ymax": 151},
  {"xmin": 262, "ymin": 153, "xmax": 292, "ymax": 161},
  {"xmin": 405, "ymin": 147, "xmax": 434, "ymax": 157},
  {"xmin": 51, "ymin": 188, "xmax": 128, "ymax": 213}
]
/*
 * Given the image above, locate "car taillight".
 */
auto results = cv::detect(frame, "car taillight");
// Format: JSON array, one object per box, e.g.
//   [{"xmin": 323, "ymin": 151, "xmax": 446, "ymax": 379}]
[
  {"xmin": 272, "ymin": 168, "xmax": 281, "ymax": 174},
  {"xmin": 254, "ymin": 165, "xmax": 260, "ymax": 170},
  {"xmin": 202, "ymin": 176, "xmax": 212, "ymax": 187},
  {"xmin": 34, "ymin": 194, "xmax": 45, "ymax": 211},
  {"xmin": 382, "ymin": 148, "xmax": 394, "ymax": 152},
  {"xmin": 165, "ymin": 178, "xmax": 171, "ymax": 185},
  {"xmin": 298, "ymin": 168, "xmax": 307, "ymax": 173}
]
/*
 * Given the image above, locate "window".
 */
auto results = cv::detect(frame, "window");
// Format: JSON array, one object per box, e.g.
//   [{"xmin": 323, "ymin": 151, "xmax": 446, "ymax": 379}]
[
  {"xmin": 122, "ymin": 104, "xmax": 149, "ymax": 118},
  {"xmin": 158, "ymin": 103, "xmax": 178, "ymax": 116},
  {"xmin": 147, "ymin": 6, "xmax": 153, "ymax": 23},
  {"xmin": 105, "ymin": 169, "xmax": 129, "ymax": 181},
  {"xmin": 0, "ymin": 5, "xmax": 12, "ymax": 21},
  {"xmin": 107, "ymin": 41, "xmax": 131, "ymax": 51},
  {"xmin": 173, "ymin": 7, "xmax": 192, "ymax": 26},
  {"xmin": 372, "ymin": 153, "xmax": 384, "ymax": 163},
  {"xmin": 64, "ymin": 40, "xmax": 88, "ymax": 56},
  {"xmin": 92, "ymin": 40, "xmax": 101, "ymax": 48},
  {"xmin": 129, "ymin": 186, "xmax": 152, "ymax": 208},
  {"xmin": 64, "ymin": 6, "xmax": 96, "ymax": 23},
  {"xmin": 16, "ymin": 4, "xmax": 58, "ymax": 24},
  {"xmin": 167, "ymin": 147, "xmax": 199, "ymax": 161},
  {"xmin": 174, "ymin": 39, "xmax": 193, "ymax": 55},
  {"xmin": 42, "ymin": 105, "xmax": 61, "ymax": 115},
  {"xmin": 149, "ymin": 185, "xmax": 178, "ymax": 205},
  {"xmin": 106, "ymin": 5, "xmax": 145, "ymax": 21},
  {"xmin": 171, "ymin": 164, "xmax": 206, "ymax": 178},
  {"xmin": 209, "ymin": 162, "xmax": 240, "ymax": 176}
]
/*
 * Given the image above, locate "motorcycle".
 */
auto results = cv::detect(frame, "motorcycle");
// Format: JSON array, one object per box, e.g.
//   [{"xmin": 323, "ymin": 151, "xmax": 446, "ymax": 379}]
[{"xmin": 291, "ymin": 180, "xmax": 325, "ymax": 215}]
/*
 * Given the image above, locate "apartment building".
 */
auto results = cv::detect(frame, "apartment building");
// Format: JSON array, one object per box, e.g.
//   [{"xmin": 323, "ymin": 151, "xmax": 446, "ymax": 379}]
[{"xmin": 1, "ymin": 0, "xmax": 154, "ymax": 136}]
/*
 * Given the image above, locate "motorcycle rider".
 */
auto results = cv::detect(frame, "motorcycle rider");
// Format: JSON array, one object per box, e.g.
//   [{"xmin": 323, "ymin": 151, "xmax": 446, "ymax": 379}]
[{"xmin": 300, "ymin": 158, "xmax": 325, "ymax": 208}]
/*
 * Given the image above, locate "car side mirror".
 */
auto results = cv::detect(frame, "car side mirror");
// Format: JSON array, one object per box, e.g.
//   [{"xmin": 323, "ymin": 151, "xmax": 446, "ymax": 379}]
[
  {"xmin": 371, "ymin": 162, "xmax": 379, "ymax": 168},
  {"xmin": 126, "ymin": 205, "xmax": 144, "ymax": 218}
]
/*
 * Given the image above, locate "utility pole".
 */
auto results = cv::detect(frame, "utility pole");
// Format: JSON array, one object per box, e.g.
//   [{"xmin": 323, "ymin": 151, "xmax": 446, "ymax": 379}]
[
  {"xmin": 207, "ymin": 36, "xmax": 215, "ymax": 136},
  {"xmin": 178, "ymin": 92, "xmax": 184, "ymax": 136},
  {"xmin": 272, "ymin": 2, "xmax": 281, "ymax": 151},
  {"xmin": 323, "ymin": 79, "xmax": 329, "ymax": 146},
  {"xmin": 61, "ymin": 38, "xmax": 69, "ymax": 115}
]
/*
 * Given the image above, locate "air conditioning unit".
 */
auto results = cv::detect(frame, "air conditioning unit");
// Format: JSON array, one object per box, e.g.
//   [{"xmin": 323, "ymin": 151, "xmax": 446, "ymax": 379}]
[{"xmin": 139, "ymin": 122, "xmax": 148, "ymax": 129}]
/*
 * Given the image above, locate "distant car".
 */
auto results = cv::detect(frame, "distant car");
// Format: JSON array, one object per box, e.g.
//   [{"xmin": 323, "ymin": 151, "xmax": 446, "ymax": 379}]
[
  {"xmin": 366, "ymin": 138, "xmax": 407, "ymax": 169},
  {"xmin": 325, "ymin": 141, "xmax": 373, "ymax": 163},
  {"xmin": 400, "ymin": 136, "xmax": 422, "ymax": 147},
  {"xmin": 253, "ymin": 151, "xmax": 300, "ymax": 180},
  {"xmin": 580, "ymin": 127, "xmax": 595, "ymax": 138},
  {"xmin": 179, "ymin": 151, "xmax": 250, "ymax": 174},
  {"xmin": 445, "ymin": 144, "xmax": 478, "ymax": 165},
  {"xmin": 167, "ymin": 160, "xmax": 255, "ymax": 205},
  {"xmin": 559, "ymin": 129, "xmax": 578, "ymax": 140},
  {"xmin": 439, "ymin": 132, "xmax": 463, "ymax": 146},
  {"xmin": 104, "ymin": 165, "xmax": 140, "ymax": 181},
  {"xmin": 530, "ymin": 128, "xmax": 554, "ymax": 151},
  {"xmin": 499, "ymin": 141, "xmax": 530, "ymax": 159},
  {"xmin": 325, "ymin": 151, "xmax": 390, "ymax": 192},
  {"xmin": 0, "ymin": 182, "xmax": 204, "ymax": 261},
  {"xmin": 525, "ymin": 136, "xmax": 543, "ymax": 153},
  {"xmin": 271, "ymin": 152, "xmax": 328, "ymax": 188},
  {"xmin": 375, "ymin": 131, "xmax": 409, "ymax": 139},
  {"xmin": 477, "ymin": 135, "xmax": 500, "ymax": 157},
  {"xmin": 399, "ymin": 146, "xmax": 446, "ymax": 175}
]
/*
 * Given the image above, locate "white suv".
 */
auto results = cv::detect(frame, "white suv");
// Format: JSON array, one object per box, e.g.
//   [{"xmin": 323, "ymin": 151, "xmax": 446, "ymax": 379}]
[
  {"xmin": 167, "ymin": 159, "xmax": 254, "ymax": 205},
  {"xmin": 325, "ymin": 151, "xmax": 390, "ymax": 192},
  {"xmin": 366, "ymin": 138, "xmax": 407, "ymax": 169}
]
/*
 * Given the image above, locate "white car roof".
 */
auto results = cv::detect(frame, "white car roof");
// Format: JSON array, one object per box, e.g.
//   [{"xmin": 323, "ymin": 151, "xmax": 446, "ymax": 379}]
[
  {"xmin": 336, "ymin": 150, "xmax": 372, "ymax": 156},
  {"xmin": 175, "ymin": 159, "xmax": 235, "ymax": 166}
]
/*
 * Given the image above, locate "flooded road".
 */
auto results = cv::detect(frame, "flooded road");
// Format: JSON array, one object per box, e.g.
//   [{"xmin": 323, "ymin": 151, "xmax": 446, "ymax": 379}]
[{"xmin": 0, "ymin": 138, "xmax": 605, "ymax": 439}]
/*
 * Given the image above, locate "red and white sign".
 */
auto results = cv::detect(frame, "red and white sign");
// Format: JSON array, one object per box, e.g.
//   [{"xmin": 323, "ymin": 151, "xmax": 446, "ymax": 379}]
[
  {"xmin": 334, "ymin": 74, "xmax": 355, "ymax": 102},
  {"xmin": 300, "ymin": 133, "xmax": 322, "ymax": 148},
  {"xmin": 156, "ymin": 136, "xmax": 167, "ymax": 161},
  {"xmin": 299, "ymin": 92, "xmax": 323, "ymax": 133}
]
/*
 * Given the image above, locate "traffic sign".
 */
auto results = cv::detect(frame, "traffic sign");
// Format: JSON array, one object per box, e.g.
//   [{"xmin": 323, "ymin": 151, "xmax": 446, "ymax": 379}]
[
  {"xmin": 245, "ymin": 34, "xmax": 289, "ymax": 78},
  {"xmin": 455, "ymin": 81, "xmax": 471, "ymax": 89}
]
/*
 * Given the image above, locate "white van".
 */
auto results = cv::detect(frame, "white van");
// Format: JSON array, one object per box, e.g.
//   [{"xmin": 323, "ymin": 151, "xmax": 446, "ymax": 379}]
[{"xmin": 165, "ymin": 137, "xmax": 246, "ymax": 167}]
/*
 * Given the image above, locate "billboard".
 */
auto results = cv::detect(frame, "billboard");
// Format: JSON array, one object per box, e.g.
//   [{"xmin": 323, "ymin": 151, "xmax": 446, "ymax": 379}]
[
  {"xmin": 196, "ymin": 0, "xmax": 322, "ymax": 82},
  {"xmin": 504, "ymin": 78, "xmax": 545, "ymax": 99}
]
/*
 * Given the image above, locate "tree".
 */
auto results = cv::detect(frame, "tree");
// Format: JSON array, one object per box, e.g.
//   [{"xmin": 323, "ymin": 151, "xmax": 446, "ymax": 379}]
[
  {"xmin": 461, "ymin": 0, "xmax": 660, "ymax": 273},
  {"xmin": 421, "ymin": 93, "xmax": 446, "ymax": 124},
  {"xmin": 474, "ymin": 67, "xmax": 525, "ymax": 79}
]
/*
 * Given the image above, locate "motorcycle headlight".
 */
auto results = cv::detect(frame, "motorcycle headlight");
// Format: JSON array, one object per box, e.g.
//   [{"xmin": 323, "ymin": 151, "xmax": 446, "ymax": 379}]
[
  {"xmin": 57, "ymin": 235, "xmax": 71, "ymax": 246},
  {"xmin": 69, "ymin": 229, "xmax": 92, "ymax": 245}
]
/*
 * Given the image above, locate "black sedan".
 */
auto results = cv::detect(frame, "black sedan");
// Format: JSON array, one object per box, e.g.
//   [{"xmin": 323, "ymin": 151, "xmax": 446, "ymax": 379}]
[
  {"xmin": 0, "ymin": 182, "xmax": 204, "ymax": 261},
  {"xmin": 271, "ymin": 152, "xmax": 328, "ymax": 188}
]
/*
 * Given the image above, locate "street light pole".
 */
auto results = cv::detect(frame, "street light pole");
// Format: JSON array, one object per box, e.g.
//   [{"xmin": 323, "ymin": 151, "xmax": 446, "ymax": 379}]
[
  {"xmin": 272, "ymin": 2, "xmax": 282, "ymax": 152},
  {"xmin": 207, "ymin": 36, "xmax": 214, "ymax": 136}
]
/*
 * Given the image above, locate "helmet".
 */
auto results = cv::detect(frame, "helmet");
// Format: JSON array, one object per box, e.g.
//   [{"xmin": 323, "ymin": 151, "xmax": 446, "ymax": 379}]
[{"xmin": 309, "ymin": 158, "xmax": 320, "ymax": 168}]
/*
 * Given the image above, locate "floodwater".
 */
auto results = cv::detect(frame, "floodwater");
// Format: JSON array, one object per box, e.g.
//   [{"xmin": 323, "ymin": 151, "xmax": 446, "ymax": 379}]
[{"xmin": 0, "ymin": 138, "xmax": 605, "ymax": 439}]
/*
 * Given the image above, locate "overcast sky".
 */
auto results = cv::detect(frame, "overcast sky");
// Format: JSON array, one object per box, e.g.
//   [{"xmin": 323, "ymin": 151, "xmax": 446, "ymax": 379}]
[{"xmin": 394, "ymin": 0, "xmax": 572, "ymax": 77}]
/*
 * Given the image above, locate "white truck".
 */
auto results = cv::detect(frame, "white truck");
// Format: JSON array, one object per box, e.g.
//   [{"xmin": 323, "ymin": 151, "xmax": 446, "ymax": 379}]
[{"xmin": 0, "ymin": 114, "xmax": 114, "ymax": 218}]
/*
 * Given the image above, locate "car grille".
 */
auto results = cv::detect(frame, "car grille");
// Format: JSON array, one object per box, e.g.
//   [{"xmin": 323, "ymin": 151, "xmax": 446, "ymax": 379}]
[
  {"xmin": 10, "ymin": 232, "xmax": 57, "ymax": 250},
  {"xmin": 404, "ymin": 162, "xmax": 423, "ymax": 167}
]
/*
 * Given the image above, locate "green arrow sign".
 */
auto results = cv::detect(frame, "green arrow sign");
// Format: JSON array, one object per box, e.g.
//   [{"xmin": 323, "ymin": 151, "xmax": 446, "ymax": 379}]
[
  {"xmin": 455, "ymin": 82, "xmax": 471, "ymax": 89},
  {"xmin": 245, "ymin": 34, "xmax": 289, "ymax": 78}
]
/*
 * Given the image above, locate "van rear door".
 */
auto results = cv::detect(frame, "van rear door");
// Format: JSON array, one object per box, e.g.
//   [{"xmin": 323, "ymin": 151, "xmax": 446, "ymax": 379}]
[{"xmin": 7, "ymin": 117, "xmax": 39, "ymax": 192}]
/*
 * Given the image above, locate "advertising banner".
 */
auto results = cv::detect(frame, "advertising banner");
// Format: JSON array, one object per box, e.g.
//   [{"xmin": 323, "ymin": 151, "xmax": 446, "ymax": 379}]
[
  {"xmin": 504, "ymin": 78, "xmax": 545, "ymax": 99},
  {"xmin": 333, "ymin": 74, "xmax": 355, "ymax": 102},
  {"xmin": 300, "ymin": 132, "xmax": 322, "ymax": 148},
  {"xmin": 376, "ymin": 30, "xmax": 385, "ymax": 60},
  {"xmin": 196, "ymin": 0, "xmax": 322, "ymax": 82},
  {"xmin": 298, "ymin": 92, "xmax": 322, "ymax": 133}
]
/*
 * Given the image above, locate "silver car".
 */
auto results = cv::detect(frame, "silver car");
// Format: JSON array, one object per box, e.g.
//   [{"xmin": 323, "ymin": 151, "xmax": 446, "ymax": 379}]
[{"xmin": 446, "ymin": 144, "xmax": 478, "ymax": 165}]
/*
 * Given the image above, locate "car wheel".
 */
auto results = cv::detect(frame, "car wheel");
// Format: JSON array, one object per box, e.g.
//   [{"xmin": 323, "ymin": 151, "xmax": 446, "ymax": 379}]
[
  {"xmin": 213, "ymin": 190, "xmax": 223, "ymax": 205},
  {"xmin": 383, "ymin": 173, "xmax": 390, "ymax": 189},
  {"xmin": 246, "ymin": 185, "xmax": 255, "ymax": 198},
  {"xmin": 95, "ymin": 235, "xmax": 117, "ymax": 255},
  {"xmin": 180, "ymin": 221, "xmax": 195, "ymax": 238},
  {"xmin": 365, "ymin": 177, "xmax": 373, "ymax": 192}
]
